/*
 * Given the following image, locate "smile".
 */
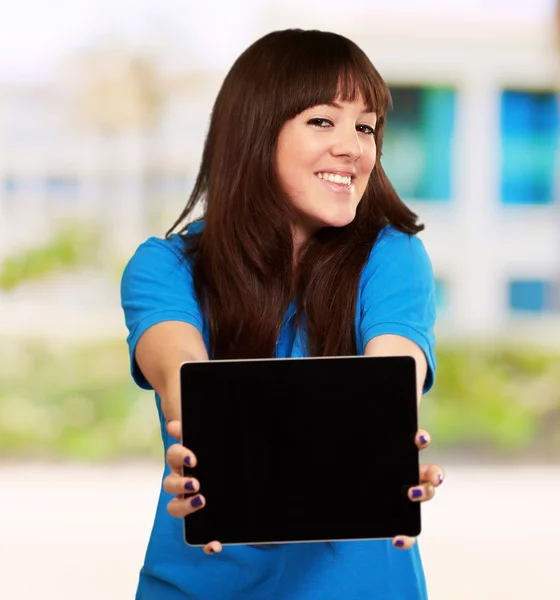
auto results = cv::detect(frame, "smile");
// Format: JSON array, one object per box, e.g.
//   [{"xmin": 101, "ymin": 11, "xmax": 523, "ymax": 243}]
[{"xmin": 316, "ymin": 172, "xmax": 353, "ymax": 187}]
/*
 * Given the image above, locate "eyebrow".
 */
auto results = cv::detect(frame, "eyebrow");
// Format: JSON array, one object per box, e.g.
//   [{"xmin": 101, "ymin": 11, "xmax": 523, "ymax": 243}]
[{"xmin": 326, "ymin": 101, "xmax": 376, "ymax": 116}]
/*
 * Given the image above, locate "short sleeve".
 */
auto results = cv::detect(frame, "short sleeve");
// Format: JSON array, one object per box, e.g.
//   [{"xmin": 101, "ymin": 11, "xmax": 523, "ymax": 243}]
[
  {"xmin": 120, "ymin": 235, "xmax": 204, "ymax": 390},
  {"xmin": 359, "ymin": 228, "xmax": 436, "ymax": 393}
]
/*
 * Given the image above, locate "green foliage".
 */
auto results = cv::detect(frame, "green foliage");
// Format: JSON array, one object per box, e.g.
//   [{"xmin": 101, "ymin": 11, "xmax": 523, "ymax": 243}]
[
  {"xmin": 0, "ymin": 339, "xmax": 161, "ymax": 460},
  {"xmin": 421, "ymin": 344, "xmax": 560, "ymax": 454},
  {"xmin": 1, "ymin": 338, "xmax": 559, "ymax": 461},
  {"xmin": 0, "ymin": 226, "xmax": 100, "ymax": 291}
]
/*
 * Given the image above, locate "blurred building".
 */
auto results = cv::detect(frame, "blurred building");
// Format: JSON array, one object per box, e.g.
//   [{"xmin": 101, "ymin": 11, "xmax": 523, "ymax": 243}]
[
  {"xmin": 345, "ymin": 13, "xmax": 560, "ymax": 345},
  {"xmin": 0, "ymin": 56, "xmax": 219, "ymax": 259},
  {"xmin": 0, "ymin": 6, "xmax": 558, "ymax": 344}
]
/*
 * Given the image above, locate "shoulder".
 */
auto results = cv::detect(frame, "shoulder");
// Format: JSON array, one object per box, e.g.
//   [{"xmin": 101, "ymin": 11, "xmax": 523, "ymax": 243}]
[
  {"xmin": 361, "ymin": 225, "xmax": 432, "ymax": 282},
  {"xmin": 126, "ymin": 234, "xmax": 188, "ymax": 267},
  {"xmin": 120, "ymin": 229, "xmax": 205, "ymax": 331},
  {"xmin": 127, "ymin": 221, "xmax": 203, "ymax": 262},
  {"xmin": 122, "ymin": 223, "xmax": 204, "ymax": 281},
  {"xmin": 371, "ymin": 224, "xmax": 428, "ymax": 260},
  {"xmin": 121, "ymin": 222, "xmax": 205, "ymax": 304},
  {"xmin": 120, "ymin": 234, "xmax": 194, "ymax": 304}
]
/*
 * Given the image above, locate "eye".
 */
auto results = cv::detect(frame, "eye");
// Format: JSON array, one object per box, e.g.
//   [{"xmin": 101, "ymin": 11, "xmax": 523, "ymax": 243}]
[
  {"xmin": 357, "ymin": 124, "xmax": 375, "ymax": 135},
  {"xmin": 307, "ymin": 118, "xmax": 333, "ymax": 128}
]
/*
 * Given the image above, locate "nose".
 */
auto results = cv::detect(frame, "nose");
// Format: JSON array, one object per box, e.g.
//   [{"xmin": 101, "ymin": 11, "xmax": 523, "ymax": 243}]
[{"xmin": 330, "ymin": 126, "xmax": 364, "ymax": 160}]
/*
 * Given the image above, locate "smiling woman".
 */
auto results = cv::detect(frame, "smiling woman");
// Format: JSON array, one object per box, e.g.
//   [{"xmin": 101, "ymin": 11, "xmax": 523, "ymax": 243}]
[
  {"xmin": 121, "ymin": 28, "xmax": 443, "ymax": 600},
  {"xmin": 165, "ymin": 29, "xmax": 420, "ymax": 359}
]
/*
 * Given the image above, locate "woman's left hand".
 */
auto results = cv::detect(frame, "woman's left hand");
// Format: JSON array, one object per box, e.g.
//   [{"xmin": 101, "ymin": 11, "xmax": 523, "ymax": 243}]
[{"xmin": 392, "ymin": 429, "xmax": 444, "ymax": 551}]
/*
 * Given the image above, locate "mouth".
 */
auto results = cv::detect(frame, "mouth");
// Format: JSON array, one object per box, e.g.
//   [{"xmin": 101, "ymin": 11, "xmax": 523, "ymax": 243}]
[{"xmin": 315, "ymin": 171, "xmax": 355, "ymax": 191}]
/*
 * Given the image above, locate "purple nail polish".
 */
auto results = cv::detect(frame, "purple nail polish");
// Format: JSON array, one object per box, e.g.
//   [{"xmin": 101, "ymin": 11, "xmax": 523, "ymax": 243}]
[
  {"xmin": 394, "ymin": 540, "xmax": 405, "ymax": 548},
  {"xmin": 191, "ymin": 496, "xmax": 203, "ymax": 508},
  {"xmin": 438, "ymin": 473, "xmax": 444, "ymax": 485},
  {"xmin": 184, "ymin": 456, "xmax": 191, "ymax": 466},
  {"xmin": 412, "ymin": 488, "xmax": 423, "ymax": 499},
  {"xmin": 419, "ymin": 435, "xmax": 428, "ymax": 445},
  {"xmin": 185, "ymin": 481, "xmax": 195, "ymax": 492}
]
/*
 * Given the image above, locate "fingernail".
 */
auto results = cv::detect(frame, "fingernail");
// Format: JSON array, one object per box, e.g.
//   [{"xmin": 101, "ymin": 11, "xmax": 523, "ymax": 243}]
[
  {"xmin": 438, "ymin": 473, "xmax": 444, "ymax": 485},
  {"xmin": 185, "ymin": 480, "xmax": 195, "ymax": 492},
  {"xmin": 184, "ymin": 456, "xmax": 192, "ymax": 466},
  {"xmin": 394, "ymin": 540, "xmax": 405, "ymax": 548},
  {"xmin": 411, "ymin": 488, "xmax": 423, "ymax": 499},
  {"xmin": 419, "ymin": 435, "xmax": 428, "ymax": 445},
  {"xmin": 190, "ymin": 495, "xmax": 203, "ymax": 508}
]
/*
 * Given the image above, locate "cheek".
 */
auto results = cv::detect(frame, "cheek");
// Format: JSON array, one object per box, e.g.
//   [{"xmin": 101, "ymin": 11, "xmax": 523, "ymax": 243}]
[
  {"xmin": 365, "ymin": 143, "xmax": 377, "ymax": 172},
  {"xmin": 281, "ymin": 156, "xmax": 312, "ymax": 194},
  {"xmin": 276, "ymin": 150, "xmax": 295, "ymax": 192},
  {"xmin": 356, "ymin": 149, "xmax": 377, "ymax": 196},
  {"xmin": 277, "ymin": 140, "xmax": 307, "ymax": 188},
  {"xmin": 279, "ymin": 164, "xmax": 304, "ymax": 195},
  {"xmin": 359, "ymin": 150, "xmax": 377, "ymax": 181}
]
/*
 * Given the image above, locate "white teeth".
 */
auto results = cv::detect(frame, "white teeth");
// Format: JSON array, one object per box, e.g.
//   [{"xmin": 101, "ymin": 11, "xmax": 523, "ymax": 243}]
[{"xmin": 316, "ymin": 172, "xmax": 352, "ymax": 186}]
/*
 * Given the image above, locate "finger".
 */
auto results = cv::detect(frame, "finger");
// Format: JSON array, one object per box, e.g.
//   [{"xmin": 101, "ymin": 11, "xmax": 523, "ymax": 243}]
[
  {"xmin": 203, "ymin": 541, "xmax": 223, "ymax": 554},
  {"xmin": 167, "ymin": 493, "xmax": 206, "ymax": 518},
  {"xmin": 415, "ymin": 429, "xmax": 431, "ymax": 450},
  {"xmin": 166, "ymin": 420, "xmax": 181, "ymax": 441},
  {"xmin": 419, "ymin": 463, "xmax": 445, "ymax": 487},
  {"xmin": 392, "ymin": 536, "xmax": 416, "ymax": 550},
  {"xmin": 166, "ymin": 443, "xmax": 197, "ymax": 473},
  {"xmin": 163, "ymin": 472, "xmax": 200, "ymax": 496},
  {"xmin": 408, "ymin": 482, "xmax": 436, "ymax": 503}
]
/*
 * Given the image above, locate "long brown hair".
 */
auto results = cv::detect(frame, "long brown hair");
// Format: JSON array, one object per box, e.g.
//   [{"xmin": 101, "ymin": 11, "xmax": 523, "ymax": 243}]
[{"xmin": 167, "ymin": 29, "xmax": 423, "ymax": 359}]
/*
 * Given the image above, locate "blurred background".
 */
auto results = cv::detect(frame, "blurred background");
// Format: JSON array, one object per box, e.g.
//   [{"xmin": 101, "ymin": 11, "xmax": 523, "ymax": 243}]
[{"xmin": 1, "ymin": 1, "xmax": 559, "ymax": 599}]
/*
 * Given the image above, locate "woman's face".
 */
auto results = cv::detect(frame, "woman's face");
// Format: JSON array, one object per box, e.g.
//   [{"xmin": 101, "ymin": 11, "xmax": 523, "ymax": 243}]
[{"xmin": 276, "ymin": 96, "xmax": 377, "ymax": 247}]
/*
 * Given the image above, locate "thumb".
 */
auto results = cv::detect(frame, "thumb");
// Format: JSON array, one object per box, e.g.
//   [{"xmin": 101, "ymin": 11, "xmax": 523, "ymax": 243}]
[{"xmin": 166, "ymin": 419, "xmax": 181, "ymax": 441}]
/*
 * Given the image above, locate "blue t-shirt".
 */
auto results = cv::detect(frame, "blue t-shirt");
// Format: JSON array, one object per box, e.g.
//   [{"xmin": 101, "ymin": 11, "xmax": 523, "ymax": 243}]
[{"xmin": 121, "ymin": 222, "xmax": 436, "ymax": 600}]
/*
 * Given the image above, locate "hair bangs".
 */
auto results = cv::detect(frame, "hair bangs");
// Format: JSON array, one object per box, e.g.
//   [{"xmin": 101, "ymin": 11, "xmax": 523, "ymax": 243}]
[
  {"xmin": 273, "ymin": 31, "xmax": 391, "ymax": 122},
  {"xmin": 336, "ymin": 61, "xmax": 390, "ymax": 116}
]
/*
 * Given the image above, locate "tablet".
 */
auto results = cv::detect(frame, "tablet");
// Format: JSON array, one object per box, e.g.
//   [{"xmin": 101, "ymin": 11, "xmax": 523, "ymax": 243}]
[{"xmin": 180, "ymin": 355, "xmax": 420, "ymax": 546}]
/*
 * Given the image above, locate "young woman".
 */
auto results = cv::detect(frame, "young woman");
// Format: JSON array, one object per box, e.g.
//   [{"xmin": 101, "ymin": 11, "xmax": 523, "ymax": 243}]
[{"xmin": 122, "ymin": 28, "xmax": 444, "ymax": 600}]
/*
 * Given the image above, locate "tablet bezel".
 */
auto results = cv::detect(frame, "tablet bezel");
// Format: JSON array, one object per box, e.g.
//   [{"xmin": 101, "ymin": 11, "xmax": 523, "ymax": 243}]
[{"xmin": 180, "ymin": 355, "xmax": 420, "ymax": 546}]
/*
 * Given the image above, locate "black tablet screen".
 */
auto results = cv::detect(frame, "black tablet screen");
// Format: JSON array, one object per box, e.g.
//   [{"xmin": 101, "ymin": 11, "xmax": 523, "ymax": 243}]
[{"xmin": 180, "ymin": 355, "xmax": 420, "ymax": 546}]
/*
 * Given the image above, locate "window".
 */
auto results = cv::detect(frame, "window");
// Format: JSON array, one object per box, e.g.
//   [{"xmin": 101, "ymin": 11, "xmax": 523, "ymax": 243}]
[
  {"xmin": 382, "ymin": 86, "xmax": 456, "ymax": 201},
  {"xmin": 3, "ymin": 178, "xmax": 18, "ymax": 194},
  {"xmin": 500, "ymin": 90, "xmax": 559, "ymax": 205},
  {"xmin": 45, "ymin": 177, "xmax": 80, "ymax": 198},
  {"xmin": 508, "ymin": 279, "xmax": 558, "ymax": 313},
  {"xmin": 2, "ymin": 177, "xmax": 36, "ymax": 196}
]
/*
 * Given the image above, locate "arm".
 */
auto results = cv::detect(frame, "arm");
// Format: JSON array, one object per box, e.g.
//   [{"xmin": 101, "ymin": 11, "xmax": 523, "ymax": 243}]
[
  {"xmin": 135, "ymin": 321, "xmax": 209, "ymax": 421},
  {"xmin": 364, "ymin": 334, "xmax": 428, "ymax": 406},
  {"xmin": 121, "ymin": 236, "xmax": 220, "ymax": 553},
  {"xmin": 121, "ymin": 235, "xmax": 208, "ymax": 419},
  {"xmin": 135, "ymin": 321, "xmax": 220, "ymax": 553},
  {"xmin": 365, "ymin": 336, "xmax": 441, "ymax": 553},
  {"xmin": 359, "ymin": 231, "xmax": 441, "ymax": 550},
  {"xmin": 359, "ymin": 229, "xmax": 436, "ymax": 396}
]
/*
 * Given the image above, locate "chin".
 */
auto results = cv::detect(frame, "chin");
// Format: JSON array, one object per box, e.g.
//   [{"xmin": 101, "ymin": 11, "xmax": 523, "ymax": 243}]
[{"xmin": 320, "ymin": 210, "xmax": 357, "ymax": 230}]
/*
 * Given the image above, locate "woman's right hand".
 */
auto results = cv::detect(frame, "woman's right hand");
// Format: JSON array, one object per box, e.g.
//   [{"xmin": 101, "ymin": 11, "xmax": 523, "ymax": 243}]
[{"xmin": 163, "ymin": 420, "xmax": 223, "ymax": 555}]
